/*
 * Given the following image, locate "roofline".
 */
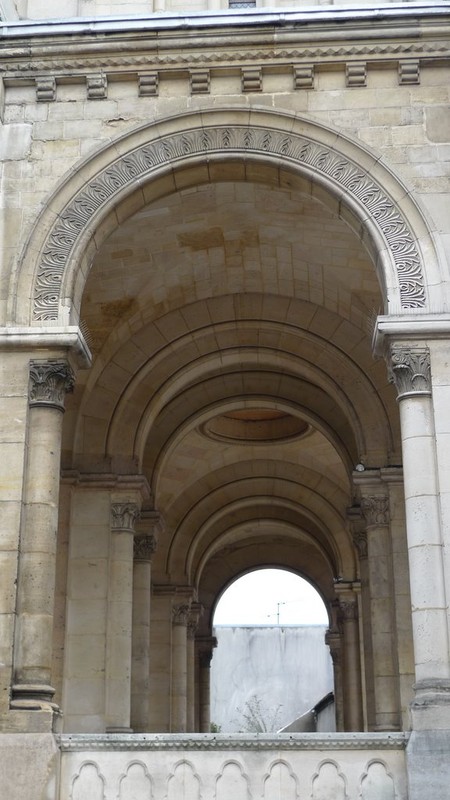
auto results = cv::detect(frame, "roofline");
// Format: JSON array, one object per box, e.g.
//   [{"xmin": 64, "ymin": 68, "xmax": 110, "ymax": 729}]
[{"xmin": 1, "ymin": 1, "xmax": 450, "ymax": 39}]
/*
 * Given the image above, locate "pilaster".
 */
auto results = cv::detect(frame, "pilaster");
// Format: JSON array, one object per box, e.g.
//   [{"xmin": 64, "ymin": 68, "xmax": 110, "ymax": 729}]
[
  {"xmin": 105, "ymin": 499, "xmax": 141, "ymax": 733},
  {"xmin": 334, "ymin": 582, "xmax": 363, "ymax": 732},
  {"xmin": 197, "ymin": 636, "xmax": 217, "ymax": 733},
  {"xmin": 131, "ymin": 514, "xmax": 161, "ymax": 733},
  {"xmin": 355, "ymin": 471, "xmax": 401, "ymax": 731}
]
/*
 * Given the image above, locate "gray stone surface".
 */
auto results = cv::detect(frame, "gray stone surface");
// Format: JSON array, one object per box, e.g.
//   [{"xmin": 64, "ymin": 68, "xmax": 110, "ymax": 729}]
[
  {"xmin": 211, "ymin": 625, "xmax": 333, "ymax": 732},
  {"xmin": 0, "ymin": 733, "xmax": 60, "ymax": 800},
  {"xmin": 406, "ymin": 730, "xmax": 450, "ymax": 800}
]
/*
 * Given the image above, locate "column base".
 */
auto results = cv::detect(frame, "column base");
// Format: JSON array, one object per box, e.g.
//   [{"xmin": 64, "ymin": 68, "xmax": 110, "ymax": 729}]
[
  {"xmin": 410, "ymin": 679, "xmax": 450, "ymax": 730},
  {"xmin": 406, "ymin": 679, "xmax": 450, "ymax": 799},
  {"xmin": 106, "ymin": 726, "xmax": 134, "ymax": 733},
  {"xmin": 11, "ymin": 683, "xmax": 58, "ymax": 708}
]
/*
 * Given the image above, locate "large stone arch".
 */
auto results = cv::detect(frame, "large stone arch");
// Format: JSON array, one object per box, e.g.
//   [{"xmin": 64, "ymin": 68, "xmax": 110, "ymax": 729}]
[{"xmin": 13, "ymin": 107, "xmax": 443, "ymax": 325}]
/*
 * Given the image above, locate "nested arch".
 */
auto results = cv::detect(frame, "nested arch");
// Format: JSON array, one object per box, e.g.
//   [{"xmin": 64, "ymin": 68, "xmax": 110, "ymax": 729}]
[{"xmin": 14, "ymin": 107, "xmax": 442, "ymax": 326}]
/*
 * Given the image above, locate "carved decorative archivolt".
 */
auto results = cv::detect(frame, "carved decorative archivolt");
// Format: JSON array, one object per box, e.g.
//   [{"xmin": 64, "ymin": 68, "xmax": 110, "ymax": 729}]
[{"xmin": 33, "ymin": 124, "xmax": 426, "ymax": 320}]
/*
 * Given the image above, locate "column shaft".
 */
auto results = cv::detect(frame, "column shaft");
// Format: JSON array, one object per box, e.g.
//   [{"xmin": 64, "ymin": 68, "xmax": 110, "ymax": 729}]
[
  {"xmin": 171, "ymin": 604, "xmax": 189, "ymax": 732},
  {"xmin": 105, "ymin": 502, "xmax": 140, "ymax": 732},
  {"xmin": 131, "ymin": 553, "xmax": 152, "ymax": 732},
  {"xmin": 361, "ymin": 493, "xmax": 400, "ymax": 731},
  {"xmin": 389, "ymin": 343, "xmax": 450, "ymax": 729},
  {"xmin": 12, "ymin": 360, "xmax": 74, "ymax": 707},
  {"xmin": 336, "ymin": 590, "xmax": 363, "ymax": 731}
]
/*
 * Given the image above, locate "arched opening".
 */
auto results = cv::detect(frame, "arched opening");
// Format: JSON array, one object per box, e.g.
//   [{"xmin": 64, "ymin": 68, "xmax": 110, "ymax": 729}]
[
  {"xmin": 31, "ymin": 109, "xmax": 418, "ymax": 738},
  {"xmin": 210, "ymin": 568, "xmax": 333, "ymax": 733}
]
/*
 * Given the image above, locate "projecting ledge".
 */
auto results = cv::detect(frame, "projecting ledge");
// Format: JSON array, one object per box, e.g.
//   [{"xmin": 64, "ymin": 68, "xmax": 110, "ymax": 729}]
[{"xmin": 57, "ymin": 731, "xmax": 408, "ymax": 751}]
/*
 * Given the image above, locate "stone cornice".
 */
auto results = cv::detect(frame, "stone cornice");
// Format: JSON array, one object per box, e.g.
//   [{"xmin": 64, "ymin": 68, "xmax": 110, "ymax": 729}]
[
  {"xmin": 1, "ymin": 39, "xmax": 449, "ymax": 81},
  {"xmin": 56, "ymin": 732, "xmax": 408, "ymax": 752},
  {"xmin": 0, "ymin": 327, "xmax": 91, "ymax": 368},
  {"xmin": 373, "ymin": 314, "xmax": 450, "ymax": 356},
  {"xmin": 1, "ymin": 6, "xmax": 450, "ymax": 77}
]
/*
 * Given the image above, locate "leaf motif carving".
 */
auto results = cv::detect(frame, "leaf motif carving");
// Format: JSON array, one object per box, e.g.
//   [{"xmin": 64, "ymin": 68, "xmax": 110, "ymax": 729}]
[{"xmin": 32, "ymin": 124, "xmax": 426, "ymax": 318}]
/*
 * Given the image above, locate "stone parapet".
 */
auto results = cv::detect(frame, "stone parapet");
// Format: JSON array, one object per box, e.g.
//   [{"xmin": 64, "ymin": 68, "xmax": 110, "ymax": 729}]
[{"xmin": 57, "ymin": 732, "xmax": 408, "ymax": 799}]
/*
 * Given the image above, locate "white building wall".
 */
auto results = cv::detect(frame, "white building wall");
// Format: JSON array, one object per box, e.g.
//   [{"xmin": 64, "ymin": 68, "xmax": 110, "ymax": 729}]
[{"xmin": 210, "ymin": 625, "xmax": 333, "ymax": 732}]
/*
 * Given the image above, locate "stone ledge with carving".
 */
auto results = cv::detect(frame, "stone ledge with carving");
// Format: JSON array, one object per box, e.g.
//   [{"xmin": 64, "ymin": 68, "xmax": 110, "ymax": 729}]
[{"xmin": 57, "ymin": 732, "xmax": 408, "ymax": 751}]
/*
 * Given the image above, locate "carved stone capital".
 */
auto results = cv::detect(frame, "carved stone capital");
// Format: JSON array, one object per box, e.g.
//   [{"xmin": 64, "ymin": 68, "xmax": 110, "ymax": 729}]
[
  {"xmin": 187, "ymin": 603, "xmax": 204, "ymax": 639},
  {"xmin": 347, "ymin": 506, "xmax": 368, "ymax": 559},
  {"xmin": 339, "ymin": 599, "xmax": 358, "ymax": 622},
  {"xmin": 111, "ymin": 502, "xmax": 140, "ymax": 532},
  {"xmin": 197, "ymin": 636, "xmax": 218, "ymax": 668},
  {"xmin": 29, "ymin": 360, "xmax": 75, "ymax": 411},
  {"xmin": 361, "ymin": 495, "xmax": 389, "ymax": 526},
  {"xmin": 389, "ymin": 344, "xmax": 431, "ymax": 399},
  {"xmin": 352, "ymin": 529, "xmax": 368, "ymax": 559},
  {"xmin": 133, "ymin": 534, "xmax": 157, "ymax": 561},
  {"xmin": 325, "ymin": 630, "xmax": 342, "ymax": 666},
  {"xmin": 172, "ymin": 603, "xmax": 190, "ymax": 627}
]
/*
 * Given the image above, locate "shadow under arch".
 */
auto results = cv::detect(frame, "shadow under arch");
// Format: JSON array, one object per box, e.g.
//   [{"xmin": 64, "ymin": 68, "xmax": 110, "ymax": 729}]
[{"xmin": 13, "ymin": 107, "xmax": 439, "ymax": 325}]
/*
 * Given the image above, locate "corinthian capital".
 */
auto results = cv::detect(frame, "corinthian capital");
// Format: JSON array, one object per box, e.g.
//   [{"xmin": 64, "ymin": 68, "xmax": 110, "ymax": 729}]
[
  {"xmin": 29, "ymin": 360, "xmax": 75, "ymax": 411},
  {"xmin": 389, "ymin": 345, "xmax": 431, "ymax": 399},
  {"xmin": 339, "ymin": 599, "xmax": 358, "ymax": 622},
  {"xmin": 172, "ymin": 603, "xmax": 190, "ymax": 627},
  {"xmin": 111, "ymin": 502, "xmax": 140, "ymax": 532},
  {"xmin": 361, "ymin": 495, "xmax": 389, "ymax": 526},
  {"xmin": 133, "ymin": 534, "xmax": 157, "ymax": 561}
]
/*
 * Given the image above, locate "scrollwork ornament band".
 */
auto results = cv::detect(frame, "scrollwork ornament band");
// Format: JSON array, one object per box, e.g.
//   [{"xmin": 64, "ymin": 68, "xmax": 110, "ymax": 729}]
[
  {"xmin": 389, "ymin": 344, "xmax": 431, "ymax": 399},
  {"xmin": 33, "ymin": 124, "xmax": 426, "ymax": 320},
  {"xmin": 29, "ymin": 360, "xmax": 75, "ymax": 411}
]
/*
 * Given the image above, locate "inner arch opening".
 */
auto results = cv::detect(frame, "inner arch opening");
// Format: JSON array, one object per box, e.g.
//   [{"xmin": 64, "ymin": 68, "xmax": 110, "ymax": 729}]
[{"xmin": 210, "ymin": 568, "xmax": 334, "ymax": 733}]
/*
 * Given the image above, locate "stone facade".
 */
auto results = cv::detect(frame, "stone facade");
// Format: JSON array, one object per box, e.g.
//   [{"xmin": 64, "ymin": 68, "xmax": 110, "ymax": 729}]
[{"xmin": 1, "ymin": 1, "xmax": 450, "ymax": 798}]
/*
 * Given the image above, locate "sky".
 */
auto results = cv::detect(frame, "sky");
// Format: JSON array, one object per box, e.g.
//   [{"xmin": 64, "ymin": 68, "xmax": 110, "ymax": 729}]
[{"xmin": 213, "ymin": 568, "xmax": 329, "ymax": 626}]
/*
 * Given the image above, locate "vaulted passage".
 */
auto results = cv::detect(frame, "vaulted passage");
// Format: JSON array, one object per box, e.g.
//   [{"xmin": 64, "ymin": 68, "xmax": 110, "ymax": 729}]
[
  {"xmin": 49, "ymin": 163, "xmax": 411, "ymax": 736},
  {"xmin": 3, "ymin": 4, "xmax": 450, "ymax": 798}
]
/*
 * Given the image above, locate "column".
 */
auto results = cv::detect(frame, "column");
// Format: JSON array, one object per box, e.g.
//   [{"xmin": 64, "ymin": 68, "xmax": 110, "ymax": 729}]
[
  {"xmin": 130, "ymin": 532, "xmax": 157, "ymax": 733},
  {"xmin": 105, "ymin": 501, "xmax": 140, "ymax": 732},
  {"xmin": 197, "ymin": 637, "xmax": 217, "ymax": 733},
  {"xmin": 171, "ymin": 602, "xmax": 190, "ymax": 732},
  {"xmin": 383, "ymin": 468, "xmax": 415, "ymax": 729},
  {"xmin": 389, "ymin": 344, "xmax": 450, "ymax": 719},
  {"xmin": 348, "ymin": 506, "xmax": 371, "ymax": 731},
  {"xmin": 325, "ymin": 628, "xmax": 344, "ymax": 732},
  {"xmin": 186, "ymin": 603, "xmax": 203, "ymax": 732},
  {"xmin": 360, "ymin": 487, "xmax": 400, "ymax": 730},
  {"xmin": 335, "ymin": 584, "xmax": 363, "ymax": 731},
  {"xmin": 12, "ymin": 359, "xmax": 74, "ymax": 709}
]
